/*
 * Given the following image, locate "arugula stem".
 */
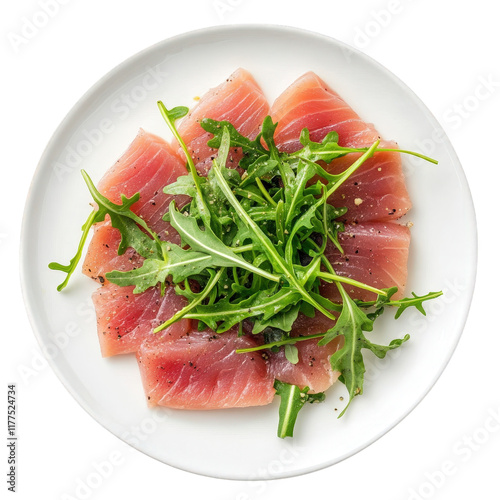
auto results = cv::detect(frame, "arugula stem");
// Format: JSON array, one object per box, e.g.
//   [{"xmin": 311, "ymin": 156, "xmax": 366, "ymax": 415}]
[
  {"xmin": 231, "ymin": 243, "xmax": 254, "ymax": 254},
  {"xmin": 236, "ymin": 332, "xmax": 326, "ymax": 353},
  {"xmin": 255, "ymin": 178, "xmax": 277, "ymax": 207},
  {"xmin": 290, "ymin": 146, "xmax": 438, "ymax": 165},
  {"xmin": 153, "ymin": 268, "xmax": 224, "ymax": 333},
  {"xmin": 48, "ymin": 209, "xmax": 98, "ymax": 291},
  {"xmin": 326, "ymin": 140, "xmax": 379, "ymax": 198},
  {"xmin": 370, "ymin": 147, "xmax": 438, "ymax": 164},
  {"xmin": 317, "ymin": 271, "xmax": 387, "ymax": 296},
  {"xmin": 157, "ymin": 101, "xmax": 211, "ymax": 226}
]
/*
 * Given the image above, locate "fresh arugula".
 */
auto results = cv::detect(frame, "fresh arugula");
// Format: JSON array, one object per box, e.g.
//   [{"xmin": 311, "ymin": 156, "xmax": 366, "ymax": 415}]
[
  {"xmin": 274, "ymin": 380, "xmax": 325, "ymax": 438},
  {"xmin": 50, "ymin": 101, "xmax": 442, "ymax": 438},
  {"xmin": 48, "ymin": 170, "xmax": 162, "ymax": 291}
]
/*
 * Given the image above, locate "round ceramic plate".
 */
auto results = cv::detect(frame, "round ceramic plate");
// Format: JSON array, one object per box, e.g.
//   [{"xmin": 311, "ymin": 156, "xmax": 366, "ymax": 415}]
[{"xmin": 21, "ymin": 25, "xmax": 476, "ymax": 480}]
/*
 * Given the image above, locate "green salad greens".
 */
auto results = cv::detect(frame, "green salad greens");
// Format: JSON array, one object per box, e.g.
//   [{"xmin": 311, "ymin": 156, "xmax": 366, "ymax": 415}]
[{"xmin": 50, "ymin": 102, "xmax": 441, "ymax": 438}]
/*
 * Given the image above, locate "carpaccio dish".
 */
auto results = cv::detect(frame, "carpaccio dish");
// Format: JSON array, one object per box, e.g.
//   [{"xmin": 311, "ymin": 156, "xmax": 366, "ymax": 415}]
[{"xmin": 50, "ymin": 68, "xmax": 440, "ymax": 437}]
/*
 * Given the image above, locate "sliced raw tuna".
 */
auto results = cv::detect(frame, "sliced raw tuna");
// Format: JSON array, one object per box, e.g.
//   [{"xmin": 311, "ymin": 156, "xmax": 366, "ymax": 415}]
[
  {"xmin": 269, "ymin": 313, "xmax": 343, "ymax": 394},
  {"xmin": 270, "ymin": 71, "xmax": 411, "ymax": 222},
  {"xmin": 271, "ymin": 71, "xmax": 379, "ymax": 151},
  {"xmin": 176, "ymin": 68, "xmax": 270, "ymax": 175},
  {"xmin": 95, "ymin": 128, "xmax": 189, "ymax": 236},
  {"xmin": 137, "ymin": 328, "xmax": 275, "ymax": 409},
  {"xmin": 83, "ymin": 129, "xmax": 188, "ymax": 281},
  {"xmin": 325, "ymin": 149, "xmax": 411, "ymax": 223},
  {"xmin": 323, "ymin": 221, "xmax": 411, "ymax": 302},
  {"xmin": 93, "ymin": 284, "xmax": 190, "ymax": 357},
  {"xmin": 82, "ymin": 223, "xmax": 143, "ymax": 284}
]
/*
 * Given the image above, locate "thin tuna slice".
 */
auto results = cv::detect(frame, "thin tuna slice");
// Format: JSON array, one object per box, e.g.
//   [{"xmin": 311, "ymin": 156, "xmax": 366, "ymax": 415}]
[
  {"xmin": 271, "ymin": 71, "xmax": 379, "ymax": 151},
  {"xmin": 270, "ymin": 72, "xmax": 411, "ymax": 222},
  {"xmin": 323, "ymin": 221, "xmax": 411, "ymax": 302},
  {"xmin": 93, "ymin": 284, "xmax": 190, "ymax": 357},
  {"xmin": 176, "ymin": 68, "xmax": 270, "ymax": 175},
  {"xmin": 95, "ymin": 128, "xmax": 189, "ymax": 237},
  {"xmin": 269, "ymin": 313, "xmax": 343, "ymax": 394},
  {"xmin": 82, "ymin": 223, "xmax": 143, "ymax": 284},
  {"xmin": 83, "ymin": 129, "xmax": 188, "ymax": 281},
  {"xmin": 325, "ymin": 148, "xmax": 411, "ymax": 223},
  {"xmin": 137, "ymin": 328, "xmax": 275, "ymax": 409}
]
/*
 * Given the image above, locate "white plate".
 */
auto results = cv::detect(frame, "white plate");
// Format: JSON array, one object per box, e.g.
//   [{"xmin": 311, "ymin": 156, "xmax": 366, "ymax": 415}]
[{"xmin": 20, "ymin": 25, "xmax": 476, "ymax": 480}]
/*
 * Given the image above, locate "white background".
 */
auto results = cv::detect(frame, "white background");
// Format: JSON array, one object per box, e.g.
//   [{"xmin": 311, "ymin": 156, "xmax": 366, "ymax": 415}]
[{"xmin": 2, "ymin": 1, "xmax": 499, "ymax": 499}]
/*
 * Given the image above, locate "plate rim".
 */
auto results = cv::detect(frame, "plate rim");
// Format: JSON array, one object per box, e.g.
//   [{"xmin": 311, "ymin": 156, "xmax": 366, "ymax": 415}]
[{"xmin": 19, "ymin": 23, "xmax": 478, "ymax": 480}]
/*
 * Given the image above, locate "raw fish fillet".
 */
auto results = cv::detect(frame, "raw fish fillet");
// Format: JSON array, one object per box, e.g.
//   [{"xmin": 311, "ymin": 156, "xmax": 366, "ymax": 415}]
[
  {"xmin": 83, "ymin": 223, "xmax": 143, "ymax": 285},
  {"xmin": 323, "ymin": 221, "xmax": 411, "ymax": 302},
  {"xmin": 269, "ymin": 315, "xmax": 343, "ymax": 394},
  {"xmin": 271, "ymin": 71, "xmax": 379, "ymax": 151},
  {"xmin": 176, "ymin": 68, "xmax": 270, "ymax": 175},
  {"xmin": 93, "ymin": 284, "xmax": 190, "ymax": 357},
  {"xmin": 83, "ymin": 129, "xmax": 189, "ymax": 281},
  {"xmin": 137, "ymin": 328, "xmax": 275, "ymax": 409},
  {"xmin": 270, "ymin": 71, "xmax": 411, "ymax": 223},
  {"xmin": 82, "ymin": 130, "xmax": 191, "ymax": 355},
  {"xmin": 325, "ymin": 150, "xmax": 411, "ymax": 223}
]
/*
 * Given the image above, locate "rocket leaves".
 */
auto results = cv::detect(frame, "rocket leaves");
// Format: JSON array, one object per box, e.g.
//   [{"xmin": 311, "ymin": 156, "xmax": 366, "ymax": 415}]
[
  {"xmin": 50, "ymin": 101, "xmax": 442, "ymax": 437},
  {"xmin": 48, "ymin": 170, "xmax": 162, "ymax": 291},
  {"xmin": 319, "ymin": 285, "xmax": 410, "ymax": 417},
  {"xmin": 274, "ymin": 381, "xmax": 325, "ymax": 438}
]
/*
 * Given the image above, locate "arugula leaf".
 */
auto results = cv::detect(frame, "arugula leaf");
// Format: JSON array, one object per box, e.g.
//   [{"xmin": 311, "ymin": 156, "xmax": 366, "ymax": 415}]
[
  {"xmin": 105, "ymin": 243, "xmax": 217, "ymax": 293},
  {"xmin": 48, "ymin": 210, "xmax": 98, "ymax": 291},
  {"xmin": 274, "ymin": 381, "xmax": 325, "ymax": 438},
  {"xmin": 284, "ymin": 344, "xmax": 299, "ymax": 364},
  {"xmin": 355, "ymin": 289, "xmax": 443, "ymax": 318},
  {"xmin": 240, "ymin": 158, "xmax": 279, "ymax": 187},
  {"xmin": 153, "ymin": 268, "xmax": 224, "ymax": 333},
  {"xmin": 201, "ymin": 118, "xmax": 269, "ymax": 169},
  {"xmin": 294, "ymin": 128, "xmax": 438, "ymax": 165},
  {"xmin": 295, "ymin": 129, "xmax": 354, "ymax": 163},
  {"xmin": 110, "ymin": 216, "xmax": 161, "ymax": 259},
  {"xmin": 393, "ymin": 291, "xmax": 443, "ymax": 319},
  {"xmin": 162, "ymin": 173, "xmax": 199, "ymax": 198},
  {"xmin": 182, "ymin": 288, "xmax": 302, "ymax": 332},
  {"xmin": 252, "ymin": 303, "xmax": 301, "ymax": 334},
  {"xmin": 168, "ymin": 201, "xmax": 280, "ymax": 284},
  {"xmin": 49, "ymin": 170, "xmax": 161, "ymax": 291},
  {"xmin": 319, "ymin": 285, "xmax": 409, "ymax": 417}
]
